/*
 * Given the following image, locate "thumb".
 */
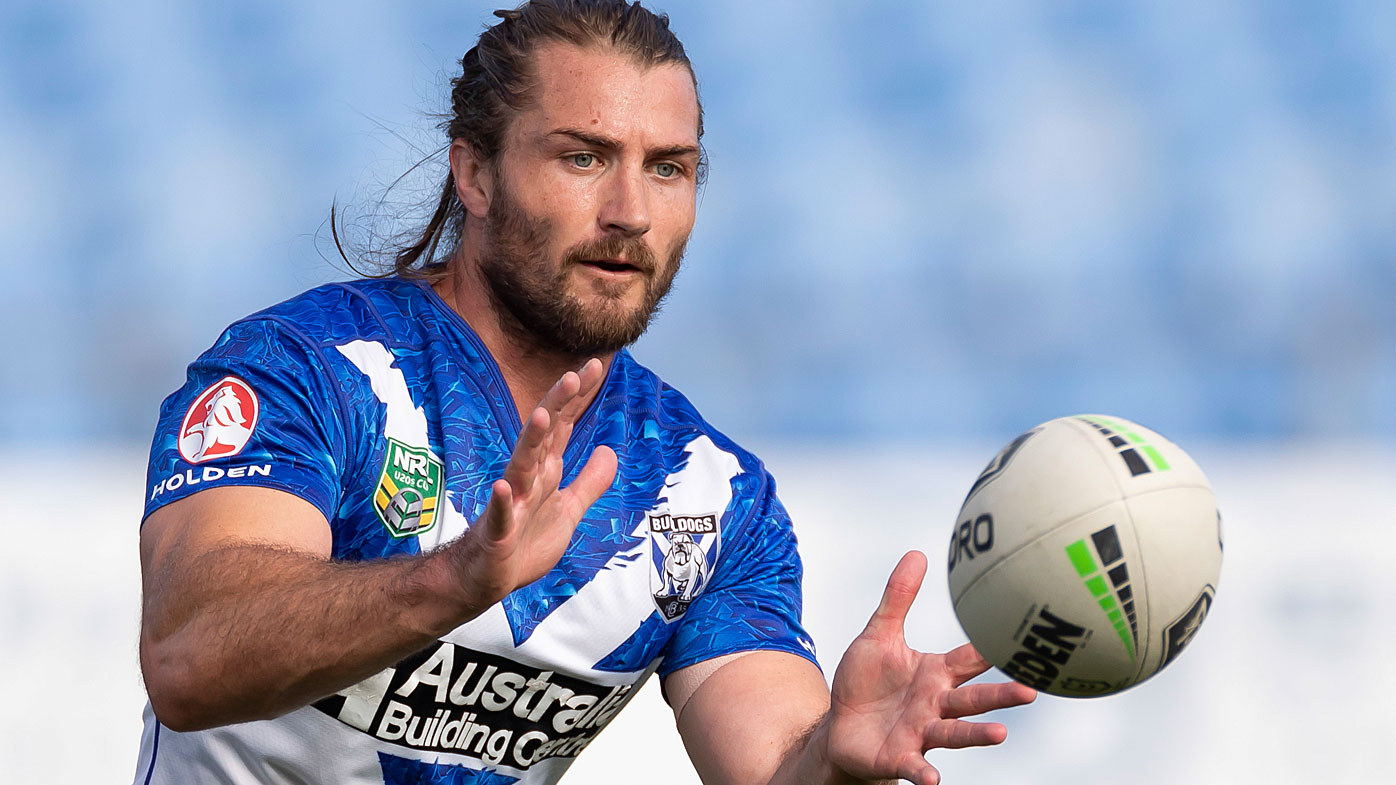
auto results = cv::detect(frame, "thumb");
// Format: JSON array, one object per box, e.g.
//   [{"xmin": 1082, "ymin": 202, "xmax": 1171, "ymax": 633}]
[
  {"xmin": 863, "ymin": 550, "xmax": 928, "ymax": 640},
  {"xmin": 482, "ymin": 478, "xmax": 515, "ymax": 541},
  {"xmin": 563, "ymin": 444, "xmax": 618, "ymax": 512}
]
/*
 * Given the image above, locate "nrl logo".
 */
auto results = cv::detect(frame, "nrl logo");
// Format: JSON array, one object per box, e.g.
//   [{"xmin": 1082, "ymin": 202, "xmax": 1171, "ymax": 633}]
[
  {"xmin": 373, "ymin": 438, "xmax": 444, "ymax": 538},
  {"xmin": 648, "ymin": 512, "xmax": 720, "ymax": 622}
]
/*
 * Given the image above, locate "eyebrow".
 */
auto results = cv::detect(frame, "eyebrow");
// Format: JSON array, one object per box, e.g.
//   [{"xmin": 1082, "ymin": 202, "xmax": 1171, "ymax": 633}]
[{"xmin": 546, "ymin": 128, "xmax": 701, "ymax": 160}]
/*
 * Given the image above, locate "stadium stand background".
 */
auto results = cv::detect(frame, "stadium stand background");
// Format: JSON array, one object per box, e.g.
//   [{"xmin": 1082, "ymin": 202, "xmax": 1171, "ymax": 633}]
[{"xmin": 1, "ymin": 1, "xmax": 1391, "ymax": 782}]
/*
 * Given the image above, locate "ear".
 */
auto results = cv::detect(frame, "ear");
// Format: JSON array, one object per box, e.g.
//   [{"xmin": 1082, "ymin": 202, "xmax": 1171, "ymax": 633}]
[{"xmin": 449, "ymin": 139, "xmax": 492, "ymax": 218}]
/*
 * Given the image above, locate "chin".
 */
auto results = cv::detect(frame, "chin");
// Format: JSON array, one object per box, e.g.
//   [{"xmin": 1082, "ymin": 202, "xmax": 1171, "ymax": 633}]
[
  {"xmin": 568, "ymin": 278, "xmax": 647, "ymax": 311},
  {"xmin": 576, "ymin": 298, "xmax": 647, "ymax": 330}
]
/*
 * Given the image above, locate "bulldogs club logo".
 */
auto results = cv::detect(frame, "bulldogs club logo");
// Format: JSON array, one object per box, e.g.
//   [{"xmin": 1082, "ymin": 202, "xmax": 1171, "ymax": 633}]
[
  {"xmin": 648, "ymin": 512, "xmax": 719, "ymax": 622},
  {"xmin": 179, "ymin": 376, "xmax": 259, "ymax": 463}
]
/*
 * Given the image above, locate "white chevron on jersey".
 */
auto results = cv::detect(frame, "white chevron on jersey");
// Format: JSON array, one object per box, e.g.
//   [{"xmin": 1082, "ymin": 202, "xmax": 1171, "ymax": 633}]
[
  {"xmin": 337, "ymin": 340, "xmax": 470, "ymax": 550},
  {"xmin": 511, "ymin": 435, "xmax": 740, "ymax": 673},
  {"xmin": 339, "ymin": 339, "xmax": 744, "ymax": 680},
  {"xmin": 646, "ymin": 434, "xmax": 739, "ymax": 602},
  {"xmin": 321, "ymin": 343, "xmax": 734, "ymax": 780}
]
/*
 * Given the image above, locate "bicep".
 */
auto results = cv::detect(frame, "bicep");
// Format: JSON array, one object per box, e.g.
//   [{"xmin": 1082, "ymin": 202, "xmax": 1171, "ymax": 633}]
[
  {"xmin": 669, "ymin": 651, "xmax": 831, "ymax": 785},
  {"xmin": 140, "ymin": 486, "xmax": 332, "ymax": 632}
]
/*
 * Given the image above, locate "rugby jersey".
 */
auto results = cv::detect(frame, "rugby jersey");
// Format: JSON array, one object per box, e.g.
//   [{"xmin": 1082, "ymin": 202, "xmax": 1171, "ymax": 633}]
[{"xmin": 134, "ymin": 278, "xmax": 816, "ymax": 784}]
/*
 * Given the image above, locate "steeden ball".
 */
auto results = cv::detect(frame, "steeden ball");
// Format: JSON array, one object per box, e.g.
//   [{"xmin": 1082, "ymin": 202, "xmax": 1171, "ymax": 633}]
[{"xmin": 947, "ymin": 415, "xmax": 1222, "ymax": 697}]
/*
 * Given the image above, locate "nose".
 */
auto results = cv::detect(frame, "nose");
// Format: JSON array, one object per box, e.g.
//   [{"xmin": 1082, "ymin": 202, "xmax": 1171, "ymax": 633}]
[{"xmin": 599, "ymin": 162, "xmax": 651, "ymax": 238}]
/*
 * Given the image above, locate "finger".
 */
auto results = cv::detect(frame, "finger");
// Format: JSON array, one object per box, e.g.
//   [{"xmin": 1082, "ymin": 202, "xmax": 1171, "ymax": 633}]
[
  {"xmin": 940, "ymin": 682, "xmax": 1038, "ymax": 719},
  {"xmin": 575, "ymin": 357, "xmax": 606, "ymax": 401},
  {"xmin": 862, "ymin": 550, "xmax": 928, "ymax": 640},
  {"xmin": 482, "ymin": 479, "xmax": 515, "ymax": 541},
  {"xmin": 555, "ymin": 359, "xmax": 605, "ymax": 429},
  {"xmin": 537, "ymin": 369, "xmax": 582, "ymax": 417},
  {"xmin": 578, "ymin": 356, "xmax": 605, "ymax": 388},
  {"xmin": 899, "ymin": 755, "xmax": 942, "ymax": 785},
  {"xmin": 529, "ymin": 372, "xmax": 579, "ymax": 456},
  {"xmin": 944, "ymin": 642, "xmax": 994, "ymax": 684},
  {"xmin": 923, "ymin": 718, "xmax": 1009, "ymax": 750},
  {"xmin": 562, "ymin": 445, "xmax": 618, "ymax": 515},
  {"xmin": 542, "ymin": 367, "xmax": 585, "ymax": 424},
  {"xmin": 505, "ymin": 406, "xmax": 553, "ymax": 494}
]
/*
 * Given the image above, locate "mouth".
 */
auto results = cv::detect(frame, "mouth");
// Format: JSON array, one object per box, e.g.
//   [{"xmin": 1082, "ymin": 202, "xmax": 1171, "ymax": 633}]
[{"xmin": 577, "ymin": 258, "xmax": 646, "ymax": 275}]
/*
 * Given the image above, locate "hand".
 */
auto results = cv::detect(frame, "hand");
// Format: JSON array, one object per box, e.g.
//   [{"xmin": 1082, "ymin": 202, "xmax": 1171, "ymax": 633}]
[
  {"xmin": 822, "ymin": 551, "xmax": 1037, "ymax": 785},
  {"xmin": 447, "ymin": 358, "xmax": 618, "ymax": 613}
]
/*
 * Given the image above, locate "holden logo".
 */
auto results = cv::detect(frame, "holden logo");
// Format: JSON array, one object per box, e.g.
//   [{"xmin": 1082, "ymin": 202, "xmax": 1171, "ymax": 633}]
[{"xmin": 178, "ymin": 376, "xmax": 260, "ymax": 463}]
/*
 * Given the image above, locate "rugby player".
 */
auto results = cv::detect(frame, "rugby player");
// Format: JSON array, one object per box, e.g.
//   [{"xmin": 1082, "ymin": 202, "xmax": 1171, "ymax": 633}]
[{"xmin": 135, "ymin": 3, "xmax": 1035, "ymax": 783}]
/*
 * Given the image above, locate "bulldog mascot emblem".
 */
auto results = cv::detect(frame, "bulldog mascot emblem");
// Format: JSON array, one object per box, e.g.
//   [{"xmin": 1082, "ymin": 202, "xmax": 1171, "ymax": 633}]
[{"xmin": 648, "ymin": 512, "xmax": 719, "ymax": 622}]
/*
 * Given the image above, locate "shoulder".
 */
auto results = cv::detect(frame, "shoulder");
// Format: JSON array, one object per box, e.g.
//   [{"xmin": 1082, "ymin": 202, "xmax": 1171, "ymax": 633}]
[
  {"xmin": 178, "ymin": 279, "xmax": 444, "ymax": 423},
  {"xmin": 190, "ymin": 278, "xmax": 448, "ymax": 375},
  {"xmin": 227, "ymin": 278, "xmax": 433, "ymax": 349}
]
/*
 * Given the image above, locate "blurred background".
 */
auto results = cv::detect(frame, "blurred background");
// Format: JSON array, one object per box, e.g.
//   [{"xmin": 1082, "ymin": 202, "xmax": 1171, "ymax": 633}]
[{"xmin": 2, "ymin": 0, "xmax": 1392, "ymax": 782}]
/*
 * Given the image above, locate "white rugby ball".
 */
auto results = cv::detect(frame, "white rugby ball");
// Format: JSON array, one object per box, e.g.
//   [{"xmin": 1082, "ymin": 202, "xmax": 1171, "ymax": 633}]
[{"xmin": 946, "ymin": 415, "xmax": 1222, "ymax": 697}]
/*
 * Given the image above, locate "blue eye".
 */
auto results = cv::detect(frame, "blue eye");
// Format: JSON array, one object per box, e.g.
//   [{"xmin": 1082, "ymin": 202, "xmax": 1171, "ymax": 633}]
[
  {"xmin": 655, "ymin": 162, "xmax": 678, "ymax": 178},
  {"xmin": 570, "ymin": 153, "xmax": 597, "ymax": 168}
]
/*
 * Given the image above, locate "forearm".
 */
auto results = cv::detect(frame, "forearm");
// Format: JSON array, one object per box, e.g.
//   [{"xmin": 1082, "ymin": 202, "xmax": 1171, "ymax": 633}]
[
  {"xmin": 679, "ymin": 555, "xmax": 1034, "ymax": 785},
  {"xmin": 141, "ymin": 543, "xmax": 470, "ymax": 731},
  {"xmin": 673, "ymin": 651, "xmax": 885, "ymax": 785}
]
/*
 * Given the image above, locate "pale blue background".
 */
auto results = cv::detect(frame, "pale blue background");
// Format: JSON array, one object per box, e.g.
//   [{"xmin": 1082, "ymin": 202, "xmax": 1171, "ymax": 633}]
[
  {"xmin": 2, "ymin": 0, "xmax": 1393, "ymax": 444},
  {"xmin": 4, "ymin": 4, "xmax": 1395, "ymax": 784}
]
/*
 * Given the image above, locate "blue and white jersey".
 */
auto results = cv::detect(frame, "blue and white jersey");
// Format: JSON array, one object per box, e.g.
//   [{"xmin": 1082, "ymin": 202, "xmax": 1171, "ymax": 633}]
[{"xmin": 133, "ymin": 278, "xmax": 816, "ymax": 785}]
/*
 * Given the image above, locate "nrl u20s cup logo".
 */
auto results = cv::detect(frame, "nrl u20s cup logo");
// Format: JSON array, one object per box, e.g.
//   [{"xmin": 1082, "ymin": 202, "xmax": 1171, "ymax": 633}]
[
  {"xmin": 179, "ymin": 376, "xmax": 260, "ymax": 463},
  {"xmin": 374, "ymin": 438, "xmax": 444, "ymax": 538},
  {"xmin": 649, "ymin": 512, "xmax": 720, "ymax": 622}
]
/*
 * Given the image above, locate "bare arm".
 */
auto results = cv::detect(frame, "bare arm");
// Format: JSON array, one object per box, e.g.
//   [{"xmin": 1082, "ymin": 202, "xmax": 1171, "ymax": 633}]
[
  {"xmin": 667, "ymin": 552, "xmax": 1037, "ymax": 785},
  {"xmin": 139, "ymin": 360, "xmax": 617, "ymax": 732}
]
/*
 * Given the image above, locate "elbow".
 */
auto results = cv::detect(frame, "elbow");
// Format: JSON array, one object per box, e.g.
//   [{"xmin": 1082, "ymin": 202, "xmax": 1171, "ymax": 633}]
[
  {"xmin": 147, "ymin": 695, "xmax": 207, "ymax": 734},
  {"xmin": 140, "ymin": 634, "xmax": 222, "ymax": 733}
]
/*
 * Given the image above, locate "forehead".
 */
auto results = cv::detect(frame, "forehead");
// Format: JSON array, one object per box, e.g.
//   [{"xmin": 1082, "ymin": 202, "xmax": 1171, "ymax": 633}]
[{"xmin": 514, "ymin": 42, "xmax": 699, "ymax": 147}]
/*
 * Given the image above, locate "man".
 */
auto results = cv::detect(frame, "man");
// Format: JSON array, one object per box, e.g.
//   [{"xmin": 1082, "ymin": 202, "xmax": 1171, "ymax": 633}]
[{"xmin": 135, "ymin": 2, "xmax": 1035, "ymax": 783}]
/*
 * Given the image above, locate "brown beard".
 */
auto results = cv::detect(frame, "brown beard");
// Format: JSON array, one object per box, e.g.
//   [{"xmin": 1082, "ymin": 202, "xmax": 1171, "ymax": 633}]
[{"xmin": 476, "ymin": 177, "xmax": 686, "ymax": 359}]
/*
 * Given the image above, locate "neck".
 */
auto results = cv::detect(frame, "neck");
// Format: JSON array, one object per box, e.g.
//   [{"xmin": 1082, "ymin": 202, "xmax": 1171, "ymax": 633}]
[{"xmin": 433, "ymin": 250, "xmax": 614, "ymax": 424}]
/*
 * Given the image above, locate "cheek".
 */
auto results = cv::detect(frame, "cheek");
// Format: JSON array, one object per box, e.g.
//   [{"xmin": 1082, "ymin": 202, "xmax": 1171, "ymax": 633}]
[
  {"xmin": 657, "ymin": 201, "xmax": 695, "ymax": 257},
  {"xmin": 535, "ymin": 184, "xmax": 601, "ymax": 237},
  {"xmin": 652, "ymin": 187, "xmax": 695, "ymax": 230}
]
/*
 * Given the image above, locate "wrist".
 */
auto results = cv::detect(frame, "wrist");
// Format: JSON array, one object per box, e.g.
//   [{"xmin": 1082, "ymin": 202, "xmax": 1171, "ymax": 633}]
[
  {"xmin": 398, "ymin": 546, "xmax": 479, "ymax": 636},
  {"xmin": 785, "ymin": 716, "xmax": 894, "ymax": 785},
  {"xmin": 785, "ymin": 717, "xmax": 864, "ymax": 785},
  {"xmin": 425, "ymin": 532, "xmax": 510, "ymax": 622}
]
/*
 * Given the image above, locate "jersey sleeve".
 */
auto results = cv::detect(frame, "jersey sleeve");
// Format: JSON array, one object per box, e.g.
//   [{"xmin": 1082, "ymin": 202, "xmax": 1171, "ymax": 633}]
[
  {"xmin": 142, "ymin": 317, "xmax": 352, "ymax": 524},
  {"xmin": 657, "ymin": 473, "xmax": 820, "ymax": 678}
]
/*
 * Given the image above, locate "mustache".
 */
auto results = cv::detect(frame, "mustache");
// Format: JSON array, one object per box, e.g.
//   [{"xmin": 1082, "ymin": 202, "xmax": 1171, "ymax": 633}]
[{"xmin": 562, "ymin": 235, "xmax": 657, "ymax": 274}]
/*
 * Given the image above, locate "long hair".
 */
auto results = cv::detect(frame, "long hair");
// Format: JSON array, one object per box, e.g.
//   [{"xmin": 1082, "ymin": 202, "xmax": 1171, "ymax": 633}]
[{"xmin": 332, "ymin": 0, "xmax": 703, "ymax": 282}]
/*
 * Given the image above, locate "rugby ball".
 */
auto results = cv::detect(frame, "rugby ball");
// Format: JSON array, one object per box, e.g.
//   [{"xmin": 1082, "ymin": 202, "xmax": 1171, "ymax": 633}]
[{"xmin": 946, "ymin": 415, "xmax": 1221, "ymax": 697}]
